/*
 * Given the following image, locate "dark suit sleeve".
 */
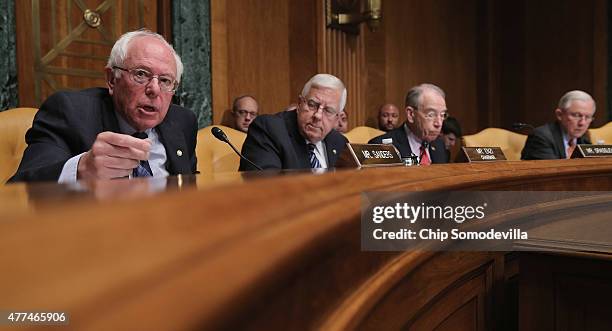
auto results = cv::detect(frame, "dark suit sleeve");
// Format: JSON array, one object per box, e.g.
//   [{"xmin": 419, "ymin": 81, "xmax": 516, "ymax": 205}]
[
  {"xmin": 368, "ymin": 134, "xmax": 387, "ymax": 144},
  {"xmin": 239, "ymin": 116, "xmax": 283, "ymax": 170},
  {"xmin": 185, "ymin": 111, "xmax": 198, "ymax": 174},
  {"xmin": 521, "ymin": 131, "xmax": 559, "ymax": 160},
  {"xmin": 431, "ymin": 138, "xmax": 449, "ymax": 163},
  {"xmin": 8, "ymin": 93, "xmax": 80, "ymax": 183},
  {"xmin": 579, "ymin": 136, "xmax": 592, "ymax": 145}
]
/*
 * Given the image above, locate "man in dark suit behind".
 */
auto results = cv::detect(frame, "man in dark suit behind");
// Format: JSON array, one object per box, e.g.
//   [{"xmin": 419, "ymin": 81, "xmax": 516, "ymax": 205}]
[
  {"xmin": 9, "ymin": 30, "xmax": 197, "ymax": 183},
  {"xmin": 521, "ymin": 90, "xmax": 595, "ymax": 160},
  {"xmin": 239, "ymin": 74, "xmax": 348, "ymax": 170},
  {"xmin": 369, "ymin": 83, "xmax": 449, "ymax": 165}
]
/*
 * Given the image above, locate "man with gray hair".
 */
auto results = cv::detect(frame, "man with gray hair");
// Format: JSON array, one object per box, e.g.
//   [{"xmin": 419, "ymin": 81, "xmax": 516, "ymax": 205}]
[
  {"xmin": 9, "ymin": 29, "xmax": 197, "ymax": 182},
  {"xmin": 521, "ymin": 90, "xmax": 595, "ymax": 160},
  {"xmin": 239, "ymin": 73, "xmax": 348, "ymax": 170},
  {"xmin": 369, "ymin": 83, "xmax": 449, "ymax": 165}
]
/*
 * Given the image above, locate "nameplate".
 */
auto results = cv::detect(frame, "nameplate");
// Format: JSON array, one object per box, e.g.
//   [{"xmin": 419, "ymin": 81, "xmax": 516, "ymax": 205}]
[
  {"xmin": 460, "ymin": 147, "xmax": 507, "ymax": 162},
  {"xmin": 336, "ymin": 143, "xmax": 403, "ymax": 168},
  {"xmin": 571, "ymin": 144, "xmax": 612, "ymax": 158}
]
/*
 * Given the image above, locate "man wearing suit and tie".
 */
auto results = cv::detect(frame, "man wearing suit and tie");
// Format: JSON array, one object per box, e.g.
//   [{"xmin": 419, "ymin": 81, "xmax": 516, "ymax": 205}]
[
  {"xmin": 369, "ymin": 83, "xmax": 449, "ymax": 165},
  {"xmin": 9, "ymin": 30, "xmax": 197, "ymax": 183},
  {"xmin": 239, "ymin": 74, "xmax": 348, "ymax": 170},
  {"xmin": 521, "ymin": 90, "xmax": 595, "ymax": 160}
]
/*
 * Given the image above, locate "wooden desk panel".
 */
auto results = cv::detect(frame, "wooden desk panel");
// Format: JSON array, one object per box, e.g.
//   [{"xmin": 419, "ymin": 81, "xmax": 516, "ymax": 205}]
[{"xmin": 1, "ymin": 159, "xmax": 612, "ymax": 330}]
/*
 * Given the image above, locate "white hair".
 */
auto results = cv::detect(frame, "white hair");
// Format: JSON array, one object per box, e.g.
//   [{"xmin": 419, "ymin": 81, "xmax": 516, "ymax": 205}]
[
  {"xmin": 558, "ymin": 90, "xmax": 596, "ymax": 112},
  {"xmin": 106, "ymin": 29, "xmax": 184, "ymax": 83},
  {"xmin": 301, "ymin": 74, "xmax": 347, "ymax": 112},
  {"xmin": 405, "ymin": 83, "xmax": 446, "ymax": 108}
]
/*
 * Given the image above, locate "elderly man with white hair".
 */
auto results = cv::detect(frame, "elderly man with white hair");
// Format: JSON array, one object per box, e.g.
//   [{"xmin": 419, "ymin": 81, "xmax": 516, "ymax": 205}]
[
  {"xmin": 521, "ymin": 90, "xmax": 596, "ymax": 160},
  {"xmin": 239, "ymin": 74, "xmax": 348, "ymax": 170},
  {"xmin": 9, "ymin": 29, "xmax": 197, "ymax": 183}
]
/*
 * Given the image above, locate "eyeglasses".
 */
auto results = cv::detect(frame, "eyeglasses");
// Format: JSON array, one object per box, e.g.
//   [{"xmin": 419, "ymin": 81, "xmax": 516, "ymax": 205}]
[
  {"xmin": 415, "ymin": 108, "xmax": 449, "ymax": 121},
  {"xmin": 235, "ymin": 109, "xmax": 258, "ymax": 118},
  {"xmin": 566, "ymin": 111, "xmax": 594, "ymax": 122},
  {"xmin": 113, "ymin": 66, "xmax": 178, "ymax": 93},
  {"xmin": 300, "ymin": 96, "xmax": 339, "ymax": 118}
]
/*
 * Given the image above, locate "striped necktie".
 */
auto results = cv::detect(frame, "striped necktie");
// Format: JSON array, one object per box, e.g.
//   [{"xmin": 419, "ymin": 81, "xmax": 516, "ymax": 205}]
[
  {"xmin": 307, "ymin": 143, "xmax": 321, "ymax": 168},
  {"xmin": 566, "ymin": 139, "xmax": 576, "ymax": 159},
  {"xmin": 132, "ymin": 132, "xmax": 153, "ymax": 177}
]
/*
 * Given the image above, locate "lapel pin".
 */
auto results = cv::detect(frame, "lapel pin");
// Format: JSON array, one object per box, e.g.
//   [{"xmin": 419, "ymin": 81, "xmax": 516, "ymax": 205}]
[{"xmin": 176, "ymin": 149, "xmax": 183, "ymax": 157}]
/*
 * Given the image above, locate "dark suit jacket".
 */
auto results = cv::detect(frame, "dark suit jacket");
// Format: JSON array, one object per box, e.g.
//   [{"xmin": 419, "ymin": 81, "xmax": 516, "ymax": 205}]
[
  {"xmin": 8, "ymin": 87, "xmax": 197, "ymax": 183},
  {"xmin": 368, "ymin": 125, "xmax": 449, "ymax": 163},
  {"xmin": 521, "ymin": 121, "xmax": 591, "ymax": 160},
  {"xmin": 239, "ymin": 111, "xmax": 348, "ymax": 170}
]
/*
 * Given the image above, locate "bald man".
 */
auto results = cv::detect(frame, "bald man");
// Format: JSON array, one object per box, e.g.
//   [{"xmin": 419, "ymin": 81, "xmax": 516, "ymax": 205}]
[{"xmin": 378, "ymin": 103, "xmax": 400, "ymax": 131}]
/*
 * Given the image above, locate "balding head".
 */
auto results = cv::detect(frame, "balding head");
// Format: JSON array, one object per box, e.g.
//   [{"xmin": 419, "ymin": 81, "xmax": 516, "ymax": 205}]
[{"xmin": 378, "ymin": 104, "xmax": 400, "ymax": 131}]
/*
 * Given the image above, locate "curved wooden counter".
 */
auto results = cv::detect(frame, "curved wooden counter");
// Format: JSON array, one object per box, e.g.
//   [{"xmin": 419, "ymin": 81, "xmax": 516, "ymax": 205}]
[{"xmin": 1, "ymin": 159, "xmax": 612, "ymax": 330}]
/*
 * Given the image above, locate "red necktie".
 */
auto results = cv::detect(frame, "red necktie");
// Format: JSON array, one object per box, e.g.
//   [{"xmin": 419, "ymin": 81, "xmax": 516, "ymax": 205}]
[{"xmin": 420, "ymin": 143, "xmax": 431, "ymax": 165}]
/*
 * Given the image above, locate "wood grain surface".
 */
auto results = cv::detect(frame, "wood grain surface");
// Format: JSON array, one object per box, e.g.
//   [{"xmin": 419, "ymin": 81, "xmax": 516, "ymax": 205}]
[{"xmin": 1, "ymin": 159, "xmax": 612, "ymax": 330}]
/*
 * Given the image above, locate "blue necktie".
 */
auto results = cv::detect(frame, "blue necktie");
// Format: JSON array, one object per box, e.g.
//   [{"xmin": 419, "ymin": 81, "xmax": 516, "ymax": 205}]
[
  {"xmin": 308, "ymin": 143, "xmax": 321, "ymax": 168},
  {"xmin": 132, "ymin": 132, "xmax": 153, "ymax": 177}
]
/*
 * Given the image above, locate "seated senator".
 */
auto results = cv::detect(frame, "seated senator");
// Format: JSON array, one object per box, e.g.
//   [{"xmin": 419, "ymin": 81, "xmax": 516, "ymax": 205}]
[
  {"xmin": 369, "ymin": 83, "xmax": 449, "ymax": 165},
  {"xmin": 239, "ymin": 74, "xmax": 348, "ymax": 170},
  {"xmin": 8, "ymin": 30, "xmax": 197, "ymax": 183},
  {"xmin": 521, "ymin": 90, "xmax": 595, "ymax": 160}
]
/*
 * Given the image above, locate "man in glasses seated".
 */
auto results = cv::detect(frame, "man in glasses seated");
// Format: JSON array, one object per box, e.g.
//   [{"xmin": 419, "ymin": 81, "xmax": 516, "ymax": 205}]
[
  {"xmin": 369, "ymin": 83, "xmax": 449, "ymax": 165},
  {"xmin": 231, "ymin": 95, "xmax": 259, "ymax": 133},
  {"xmin": 239, "ymin": 74, "xmax": 348, "ymax": 170},
  {"xmin": 9, "ymin": 29, "xmax": 197, "ymax": 183},
  {"xmin": 521, "ymin": 90, "xmax": 595, "ymax": 160}
]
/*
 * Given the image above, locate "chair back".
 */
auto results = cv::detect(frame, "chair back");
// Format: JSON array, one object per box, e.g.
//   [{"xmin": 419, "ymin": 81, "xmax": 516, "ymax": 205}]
[
  {"xmin": 196, "ymin": 125, "xmax": 247, "ymax": 173},
  {"xmin": 462, "ymin": 128, "xmax": 527, "ymax": 161},
  {"xmin": 0, "ymin": 108, "xmax": 37, "ymax": 183},
  {"xmin": 588, "ymin": 122, "xmax": 612, "ymax": 144},
  {"xmin": 343, "ymin": 126, "xmax": 385, "ymax": 144}
]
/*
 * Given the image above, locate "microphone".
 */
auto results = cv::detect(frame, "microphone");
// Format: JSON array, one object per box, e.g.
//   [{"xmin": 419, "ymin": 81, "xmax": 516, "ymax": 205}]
[
  {"xmin": 211, "ymin": 126, "xmax": 229, "ymax": 142},
  {"xmin": 512, "ymin": 122, "xmax": 535, "ymax": 131},
  {"xmin": 211, "ymin": 127, "xmax": 263, "ymax": 171}
]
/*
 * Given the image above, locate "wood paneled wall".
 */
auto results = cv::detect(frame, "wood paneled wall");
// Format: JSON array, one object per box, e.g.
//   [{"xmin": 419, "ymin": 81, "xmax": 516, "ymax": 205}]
[
  {"xmin": 378, "ymin": 0, "xmax": 480, "ymax": 134},
  {"xmin": 211, "ymin": 0, "xmax": 317, "ymax": 124},
  {"xmin": 316, "ymin": 1, "xmax": 367, "ymax": 130},
  {"xmin": 210, "ymin": 0, "xmax": 608, "ymax": 133},
  {"xmin": 498, "ymin": 0, "xmax": 608, "ymax": 130},
  {"xmin": 15, "ymin": 0, "xmax": 169, "ymax": 108}
]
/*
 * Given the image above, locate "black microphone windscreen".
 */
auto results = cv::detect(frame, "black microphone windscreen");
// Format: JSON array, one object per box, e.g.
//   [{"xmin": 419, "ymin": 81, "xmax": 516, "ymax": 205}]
[
  {"xmin": 211, "ymin": 127, "xmax": 228, "ymax": 142},
  {"xmin": 512, "ymin": 122, "xmax": 535, "ymax": 130}
]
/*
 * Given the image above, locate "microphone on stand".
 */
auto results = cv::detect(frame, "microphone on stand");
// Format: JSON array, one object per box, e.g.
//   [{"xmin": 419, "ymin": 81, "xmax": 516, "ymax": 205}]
[
  {"xmin": 511, "ymin": 122, "xmax": 535, "ymax": 134},
  {"xmin": 512, "ymin": 122, "xmax": 534, "ymax": 130},
  {"xmin": 211, "ymin": 127, "xmax": 263, "ymax": 171}
]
